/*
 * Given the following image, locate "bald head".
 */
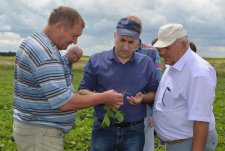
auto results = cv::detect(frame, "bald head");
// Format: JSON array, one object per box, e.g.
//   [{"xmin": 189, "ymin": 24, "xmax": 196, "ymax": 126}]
[{"xmin": 67, "ymin": 45, "xmax": 83, "ymax": 63}]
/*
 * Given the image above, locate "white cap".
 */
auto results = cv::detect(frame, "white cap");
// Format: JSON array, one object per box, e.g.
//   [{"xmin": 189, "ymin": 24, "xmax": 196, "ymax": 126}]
[{"xmin": 153, "ymin": 23, "xmax": 187, "ymax": 48}]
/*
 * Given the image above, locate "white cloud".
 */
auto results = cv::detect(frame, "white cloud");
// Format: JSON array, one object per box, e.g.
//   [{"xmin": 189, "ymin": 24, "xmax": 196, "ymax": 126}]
[
  {"xmin": 198, "ymin": 46, "xmax": 225, "ymax": 58},
  {"xmin": 0, "ymin": 32, "xmax": 21, "ymax": 45},
  {"xmin": 22, "ymin": 0, "xmax": 53, "ymax": 8},
  {"xmin": 78, "ymin": 34, "xmax": 114, "ymax": 55},
  {"xmin": 0, "ymin": 0, "xmax": 224, "ymax": 57},
  {"xmin": 0, "ymin": 32, "xmax": 21, "ymax": 52},
  {"xmin": 0, "ymin": 25, "xmax": 11, "ymax": 31}
]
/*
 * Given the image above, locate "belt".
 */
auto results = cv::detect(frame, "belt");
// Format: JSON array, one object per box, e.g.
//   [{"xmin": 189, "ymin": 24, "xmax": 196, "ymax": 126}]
[
  {"xmin": 164, "ymin": 138, "xmax": 189, "ymax": 145},
  {"xmin": 98, "ymin": 118, "xmax": 144, "ymax": 128}
]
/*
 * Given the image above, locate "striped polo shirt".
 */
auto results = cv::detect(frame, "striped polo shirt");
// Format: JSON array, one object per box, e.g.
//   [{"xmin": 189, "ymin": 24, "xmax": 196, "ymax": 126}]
[{"xmin": 13, "ymin": 32, "xmax": 75, "ymax": 132}]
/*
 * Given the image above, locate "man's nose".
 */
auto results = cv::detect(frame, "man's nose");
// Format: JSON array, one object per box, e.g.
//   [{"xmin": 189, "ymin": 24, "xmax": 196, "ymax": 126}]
[
  {"xmin": 158, "ymin": 48, "xmax": 166, "ymax": 56},
  {"xmin": 123, "ymin": 42, "xmax": 130, "ymax": 50}
]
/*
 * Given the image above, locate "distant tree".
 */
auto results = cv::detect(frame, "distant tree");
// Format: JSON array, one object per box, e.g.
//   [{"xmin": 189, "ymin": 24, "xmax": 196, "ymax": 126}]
[{"xmin": 0, "ymin": 51, "xmax": 16, "ymax": 56}]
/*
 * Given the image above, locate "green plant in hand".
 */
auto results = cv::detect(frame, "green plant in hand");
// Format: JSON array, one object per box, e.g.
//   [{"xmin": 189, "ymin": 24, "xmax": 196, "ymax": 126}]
[
  {"xmin": 101, "ymin": 106, "xmax": 125, "ymax": 127},
  {"xmin": 101, "ymin": 89, "xmax": 129, "ymax": 127}
]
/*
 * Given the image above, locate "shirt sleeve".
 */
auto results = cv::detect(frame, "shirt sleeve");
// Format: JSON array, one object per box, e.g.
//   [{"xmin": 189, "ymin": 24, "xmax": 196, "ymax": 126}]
[
  {"xmin": 79, "ymin": 57, "xmax": 97, "ymax": 91},
  {"xmin": 145, "ymin": 58, "xmax": 159, "ymax": 93},
  {"xmin": 34, "ymin": 59, "xmax": 73, "ymax": 109},
  {"xmin": 188, "ymin": 72, "xmax": 216, "ymax": 122}
]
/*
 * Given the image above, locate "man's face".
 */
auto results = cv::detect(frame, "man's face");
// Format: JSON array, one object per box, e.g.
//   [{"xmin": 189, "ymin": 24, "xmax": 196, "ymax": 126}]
[
  {"xmin": 57, "ymin": 24, "xmax": 83, "ymax": 50},
  {"xmin": 72, "ymin": 50, "xmax": 82, "ymax": 63},
  {"xmin": 157, "ymin": 40, "xmax": 183, "ymax": 66},
  {"xmin": 68, "ymin": 51, "xmax": 81, "ymax": 63},
  {"xmin": 67, "ymin": 46, "xmax": 83, "ymax": 63},
  {"xmin": 114, "ymin": 33, "xmax": 138, "ymax": 61}
]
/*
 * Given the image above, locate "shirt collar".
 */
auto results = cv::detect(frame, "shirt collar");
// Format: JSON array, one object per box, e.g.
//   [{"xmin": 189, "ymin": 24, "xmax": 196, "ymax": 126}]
[
  {"xmin": 39, "ymin": 32, "xmax": 57, "ymax": 49},
  {"xmin": 38, "ymin": 32, "xmax": 62, "ymax": 61},
  {"xmin": 109, "ymin": 48, "xmax": 138, "ymax": 63},
  {"xmin": 136, "ymin": 39, "xmax": 142, "ymax": 52},
  {"xmin": 171, "ymin": 48, "xmax": 192, "ymax": 71}
]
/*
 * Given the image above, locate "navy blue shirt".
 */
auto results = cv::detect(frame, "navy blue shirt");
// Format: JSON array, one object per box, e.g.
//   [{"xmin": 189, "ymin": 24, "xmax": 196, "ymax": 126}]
[{"xmin": 79, "ymin": 49, "xmax": 158, "ymax": 122}]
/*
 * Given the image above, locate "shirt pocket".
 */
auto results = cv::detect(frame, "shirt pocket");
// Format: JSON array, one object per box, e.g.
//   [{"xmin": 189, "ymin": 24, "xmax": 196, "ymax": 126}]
[{"xmin": 161, "ymin": 87, "xmax": 174, "ymax": 110}]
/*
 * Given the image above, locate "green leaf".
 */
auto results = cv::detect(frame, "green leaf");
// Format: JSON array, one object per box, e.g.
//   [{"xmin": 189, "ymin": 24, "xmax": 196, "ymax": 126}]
[
  {"xmin": 103, "ymin": 105, "xmax": 108, "ymax": 110},
  {"xmin": 101, "ymin": 113, "xmax": 110, "ymax": 128},
  {"xmin": 115, "ymin": 111, "xmax": 124, "ymax": 122},
  {"xmin": 101, "ymin": 106, "xmax": 125, "ymax": 127},
  {"xmin": 107, "ymin": 108, "xmax": 114, "ymax": 118}
]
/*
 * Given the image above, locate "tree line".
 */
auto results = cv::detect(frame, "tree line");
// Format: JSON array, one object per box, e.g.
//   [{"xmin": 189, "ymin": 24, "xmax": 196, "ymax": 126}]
[{"xmin": 0, "ymin": 51, "xmax": 16, "ymax": 56}]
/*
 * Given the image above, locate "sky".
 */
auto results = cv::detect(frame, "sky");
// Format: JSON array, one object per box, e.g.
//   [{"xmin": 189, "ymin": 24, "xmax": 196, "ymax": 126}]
[{"xmin": 0, "ymin": 0, "xmax": 225, "ymax": 58}]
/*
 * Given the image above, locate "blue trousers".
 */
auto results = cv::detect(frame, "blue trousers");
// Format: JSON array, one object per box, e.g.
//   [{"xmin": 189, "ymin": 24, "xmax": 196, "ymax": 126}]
[
  {"xmin": 165, "ymin": 129, "xmax": 218, "ymax": 151},
  {"xmin": 90, "ymin": 118, "xmax": 145, "ymax": 151}
]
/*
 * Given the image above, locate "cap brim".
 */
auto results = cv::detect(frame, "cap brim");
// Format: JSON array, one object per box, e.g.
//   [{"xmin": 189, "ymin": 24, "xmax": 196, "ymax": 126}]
[
  {"xmin": 153, "ymin": 39, "xmax": 176, "ymax": 48},
  {"xmin": 116, "ymin": 28, "xmax": 139, "ymax": 39}
]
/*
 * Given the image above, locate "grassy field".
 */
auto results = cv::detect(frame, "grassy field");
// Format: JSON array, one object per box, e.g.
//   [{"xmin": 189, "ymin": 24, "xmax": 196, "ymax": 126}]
[{"xmin": 0, "ymin": 56, "xmax": 224, "ymax": 151}]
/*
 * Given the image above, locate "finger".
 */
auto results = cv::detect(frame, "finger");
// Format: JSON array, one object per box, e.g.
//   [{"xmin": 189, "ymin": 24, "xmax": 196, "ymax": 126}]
[
  {"xmin": 129, "ymin": 97, "xmax": 136, "ymax": 104},
  {"xmin": 127, "ymin": 99, "xmax": 135, "ymax": 105},
  {"xmin": 127, "ymin": 99, "xmax": 132, "ymax": 104},
  {"xmin": 114, "ymin": 101, "xmax": 123, "ymax": 108},
  {"xmin": 115, "ymin": 101, "xmax": 124, "ymax": 106},
  {"xmin": 116, "ymin": 92, "xmax": 123, "ymax": 98},
  {"xmin": 114, "ymin": 105, "xmax": 119, "ymax": 108}
]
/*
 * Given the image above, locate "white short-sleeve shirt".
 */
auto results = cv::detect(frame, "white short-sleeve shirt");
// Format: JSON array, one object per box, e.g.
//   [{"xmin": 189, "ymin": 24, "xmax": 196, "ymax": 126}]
[{"xmin": 153, "ymin": 49, "xmax": 216, "ymax": 141}]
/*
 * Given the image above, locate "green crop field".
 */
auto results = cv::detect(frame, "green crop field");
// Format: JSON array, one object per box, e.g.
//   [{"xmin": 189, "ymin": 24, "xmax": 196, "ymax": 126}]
[{"xmin": 0, "ymin": 56, "xmax": 224, "ymax": 151}]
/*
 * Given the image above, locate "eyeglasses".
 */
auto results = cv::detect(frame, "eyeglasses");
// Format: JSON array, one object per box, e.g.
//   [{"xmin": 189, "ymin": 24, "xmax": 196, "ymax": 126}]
[{"xmin": 162, "ymin": 87, "xmax": 171, "ymax": 106}]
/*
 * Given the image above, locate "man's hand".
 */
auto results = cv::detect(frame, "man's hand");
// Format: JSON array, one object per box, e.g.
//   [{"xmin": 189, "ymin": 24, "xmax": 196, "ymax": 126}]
[
  {"xmin": 102, "ymin": 90, "xmax": 124, "ymax": 108},
  {"xmin": 127, "ymin": 92, "xmax": 143, "ymax": 106}
]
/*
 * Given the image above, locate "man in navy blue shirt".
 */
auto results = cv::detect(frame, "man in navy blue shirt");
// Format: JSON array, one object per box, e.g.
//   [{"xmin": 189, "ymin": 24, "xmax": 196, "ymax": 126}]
[{"xmin": 79, "ymin": 17, "xmax": 158, "ymax": 151}]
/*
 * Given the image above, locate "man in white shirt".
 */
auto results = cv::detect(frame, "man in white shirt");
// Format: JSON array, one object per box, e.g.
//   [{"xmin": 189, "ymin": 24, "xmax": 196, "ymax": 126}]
[{"xmin": 153, "ymin": 23, "xmax": 218, "ymax": 151}]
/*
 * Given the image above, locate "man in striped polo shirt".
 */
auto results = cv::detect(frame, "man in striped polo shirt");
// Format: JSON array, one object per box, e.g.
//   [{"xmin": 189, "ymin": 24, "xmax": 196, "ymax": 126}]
[{"xmin": 13, "ymin": 6, "xmax": 123, "ymax": 151}]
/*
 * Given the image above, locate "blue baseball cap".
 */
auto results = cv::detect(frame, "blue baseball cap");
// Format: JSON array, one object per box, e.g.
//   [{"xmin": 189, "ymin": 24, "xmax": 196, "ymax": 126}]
[{"xmin": 116, "ymin": 17, "xmax": 142, "ymax": 39}]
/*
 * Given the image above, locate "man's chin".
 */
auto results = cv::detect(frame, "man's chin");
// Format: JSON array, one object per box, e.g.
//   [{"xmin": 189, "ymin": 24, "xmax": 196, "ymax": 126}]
[
  {"xmin": 121, "ymin": 52, "xmax": 132, "ymax": 57},
  {"xmin": 61, "ymin": 45, "xmax": 69, "ymax": 50},
  {"xmin": 164, "ymin": 60, "xmax": 171, "ymax": 65}
]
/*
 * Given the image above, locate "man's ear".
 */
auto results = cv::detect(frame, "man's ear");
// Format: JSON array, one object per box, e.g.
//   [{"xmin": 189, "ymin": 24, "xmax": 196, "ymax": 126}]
[
  {"xmin": 114, "ymin": 32, "xmax": 116, "ymax": 40},
  {"xmin": 55, "ymin": 22, "xmax": 64, "ymax": 32},
  {"xmin": 179, "ymin": 39, "xmax": 188, "ymax": 50}
]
